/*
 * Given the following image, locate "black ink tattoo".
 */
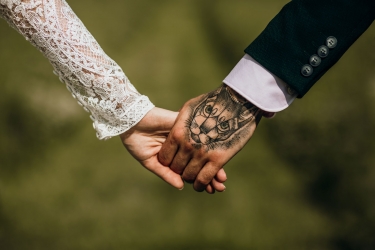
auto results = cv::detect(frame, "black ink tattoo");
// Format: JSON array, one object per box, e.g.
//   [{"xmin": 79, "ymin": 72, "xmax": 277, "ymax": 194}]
[{"xmin": 186, "ymin": 85, "xmax": 261, "ymax": 150}]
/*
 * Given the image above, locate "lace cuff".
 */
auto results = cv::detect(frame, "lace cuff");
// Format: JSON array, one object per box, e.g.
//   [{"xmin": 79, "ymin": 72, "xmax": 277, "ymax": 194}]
[{"xmin": 0, "ymin": 0, "xmax": 154, "ymax": 140}]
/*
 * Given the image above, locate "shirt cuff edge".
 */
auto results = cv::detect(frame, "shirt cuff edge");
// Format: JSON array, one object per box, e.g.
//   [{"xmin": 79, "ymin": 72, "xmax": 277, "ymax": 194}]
[{"xmin": 223, "ymin": 80, "xmax": 292, "ymax": 112}]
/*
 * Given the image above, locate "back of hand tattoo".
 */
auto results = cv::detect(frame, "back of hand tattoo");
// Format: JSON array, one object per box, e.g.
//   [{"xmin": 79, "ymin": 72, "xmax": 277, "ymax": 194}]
[{"xmin": 187, "ymin": 85, "xmax": 260, "ymax": 150}]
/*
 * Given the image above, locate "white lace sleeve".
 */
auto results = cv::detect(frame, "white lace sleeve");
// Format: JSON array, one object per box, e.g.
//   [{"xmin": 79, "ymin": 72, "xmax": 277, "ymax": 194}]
[{"xmin": 0, "ymin": 0, "xmax": 154, "ymax": 140}]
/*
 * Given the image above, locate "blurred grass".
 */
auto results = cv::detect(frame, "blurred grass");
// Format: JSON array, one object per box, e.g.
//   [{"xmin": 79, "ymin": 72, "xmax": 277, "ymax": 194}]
[{"xmin": 0, "ymin": 0, "xmax": 375, "ymax": 249}]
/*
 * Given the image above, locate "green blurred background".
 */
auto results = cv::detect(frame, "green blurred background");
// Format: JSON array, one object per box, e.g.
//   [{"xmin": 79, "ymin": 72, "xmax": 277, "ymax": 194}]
[{"xmin": 1, "ymin": 0, "xmax": 375, "ymax": 249}]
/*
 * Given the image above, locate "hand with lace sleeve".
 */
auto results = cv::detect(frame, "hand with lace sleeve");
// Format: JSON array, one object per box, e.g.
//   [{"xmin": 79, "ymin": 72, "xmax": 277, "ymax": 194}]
[
  {"xmin": 1, "ymin": 0, "xmax": 153, "ymax": 140},
  {"xmin": 0, "ymin": 0, "xmax": 227, "ymax": 193}
]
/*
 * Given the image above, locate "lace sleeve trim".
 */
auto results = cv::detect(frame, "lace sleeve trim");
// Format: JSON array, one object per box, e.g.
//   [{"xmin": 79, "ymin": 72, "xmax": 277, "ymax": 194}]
[{"xmin": 0, "ymin": 0, "xmax": 154, "ymax": 140}]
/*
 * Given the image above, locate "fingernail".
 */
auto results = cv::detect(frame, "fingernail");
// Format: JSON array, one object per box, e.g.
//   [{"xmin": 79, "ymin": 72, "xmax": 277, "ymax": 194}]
[{"xmin": 179, "ymin": 186, "xmax": 184, "ymax": 191}]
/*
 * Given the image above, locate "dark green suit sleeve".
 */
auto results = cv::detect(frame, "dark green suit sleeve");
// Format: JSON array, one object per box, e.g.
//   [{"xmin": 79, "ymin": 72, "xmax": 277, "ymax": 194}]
[{"xmin": 245, "ymin": 0, "xmax": 375, "ymax": 98}]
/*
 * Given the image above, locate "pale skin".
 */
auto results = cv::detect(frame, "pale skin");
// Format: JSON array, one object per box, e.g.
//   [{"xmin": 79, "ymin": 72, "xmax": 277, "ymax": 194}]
[
  {"xmin": 158, "ymin": 85, "xmax": 269, "ymax": 192},
  {"xmin": 120, "ymin": 107, "xmax": 228, "ymax": 194}
]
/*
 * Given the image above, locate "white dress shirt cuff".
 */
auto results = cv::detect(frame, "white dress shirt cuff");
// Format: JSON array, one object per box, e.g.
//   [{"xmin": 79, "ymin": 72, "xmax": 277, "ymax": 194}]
[{"xmin": 223, "ymin": 54, "xmax": 297, "ymax": 112}]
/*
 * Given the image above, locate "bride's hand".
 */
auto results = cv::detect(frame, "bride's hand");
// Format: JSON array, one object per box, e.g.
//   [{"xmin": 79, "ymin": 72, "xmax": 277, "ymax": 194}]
[{"xmin": 120, "ymin": 107, "xmax": 227, "ymax": 193}]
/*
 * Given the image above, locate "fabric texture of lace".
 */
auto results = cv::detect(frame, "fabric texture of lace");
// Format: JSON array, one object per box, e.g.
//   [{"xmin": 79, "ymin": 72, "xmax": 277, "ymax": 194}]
[{"xmin": 0, "ymin": 0, "xmax": 154, "ymax": 140}]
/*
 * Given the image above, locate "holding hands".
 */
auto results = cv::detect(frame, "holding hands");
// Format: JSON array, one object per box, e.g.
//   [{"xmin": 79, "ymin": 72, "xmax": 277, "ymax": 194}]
[
  {"xmin": 157, "ymin": 84, "xmax": 265, "ymax": 193},
  {"xmin": 120, "ymin": 107, "xmax": 228, "ymax": 194},
  {"xmin": 120, "ymin": 84, "xmax": 267, "ymax": 193}
]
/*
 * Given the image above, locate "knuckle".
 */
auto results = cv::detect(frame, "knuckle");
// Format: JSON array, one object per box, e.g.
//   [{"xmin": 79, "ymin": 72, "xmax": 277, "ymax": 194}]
[
  {"xmin": 196, "ymin": 175, "xmax": 210, "ymax": 186},
  {"xmin": 170, "ymin": 163, "xmax": 183, "ymax": 175},
  {"xmin": 209, "ymin": 153, "xmax": 224, "ymax": 165},
  {"xmin": 172, "ymin": 129, "xmax": 185, "ymax": 141},
  {"xmin": 182, "ymin": 172, "xmax": 195, "ymax": 183},
  {"xmin": 160, "ymin": 159, "xmax": 168, "ymax": 166},
  {"xmin": 183, "ymin": 143, "xmax": 194, "ymax": 152},
  {"xmin": 158, "ymin": 154, "xmax": 167, "ymax": 164},
  {"xmin": 158, "ymin": 152, "xmax": 169, "ymax": 165},
  {"xmin": 196, "ymin": 148, "xmax": 206, "ymax": 158},
  {"xmin": 166, "ymin": 134, "xmax": 176, "ymax": 145}
]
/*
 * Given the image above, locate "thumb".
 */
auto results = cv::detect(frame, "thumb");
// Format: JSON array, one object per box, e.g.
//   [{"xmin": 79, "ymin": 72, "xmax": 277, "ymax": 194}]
[
  {"xmin": 141, "ymin": 107, "xmax": 179, "ymax": 131},
  {"xmin": 157, "ymin": 108, "xmax": 179, "ymax": 130},
  {"xmin": 143, "ymin": 156, "xmax": 184, "ymax": 190}
]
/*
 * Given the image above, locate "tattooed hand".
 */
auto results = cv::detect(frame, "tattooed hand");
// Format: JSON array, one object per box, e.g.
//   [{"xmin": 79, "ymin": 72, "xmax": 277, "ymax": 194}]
[{"xmin": 158, "ymin": 85, "xmax": 263, "ymax": 193}]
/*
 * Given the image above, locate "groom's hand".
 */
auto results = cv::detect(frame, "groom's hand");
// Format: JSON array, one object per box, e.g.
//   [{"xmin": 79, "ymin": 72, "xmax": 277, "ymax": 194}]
[{"xmin": 158, "ymin": 85, "xmax": 263, "ymax": 192}]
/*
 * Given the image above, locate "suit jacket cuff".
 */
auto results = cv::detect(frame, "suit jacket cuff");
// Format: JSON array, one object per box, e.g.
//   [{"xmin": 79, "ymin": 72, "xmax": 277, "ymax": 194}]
[{"xmin": 223, "ymin": 54, "xmax": 296, "ymax": 112}]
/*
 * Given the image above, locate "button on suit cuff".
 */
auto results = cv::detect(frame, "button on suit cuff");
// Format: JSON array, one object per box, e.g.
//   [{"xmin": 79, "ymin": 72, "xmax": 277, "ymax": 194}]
[{"xmin": 223, "ymin": 54, "xmax": 297, "ymax": 112}]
